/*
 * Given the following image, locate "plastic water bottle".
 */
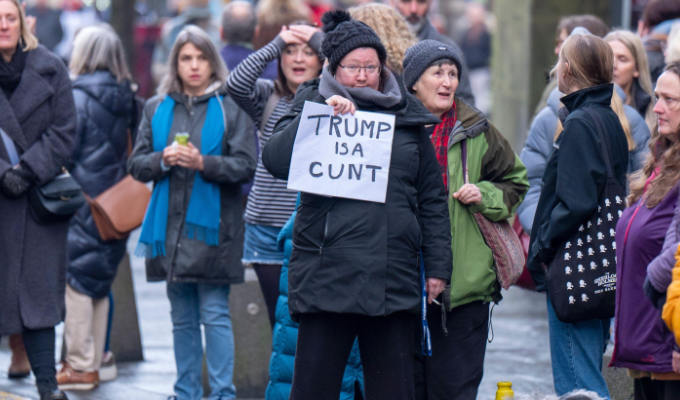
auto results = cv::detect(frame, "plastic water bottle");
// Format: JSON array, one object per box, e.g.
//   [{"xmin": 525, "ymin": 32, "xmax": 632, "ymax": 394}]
[{"xmin": 495, "ymin": 381, "xmax": 514, "ymax": 400}]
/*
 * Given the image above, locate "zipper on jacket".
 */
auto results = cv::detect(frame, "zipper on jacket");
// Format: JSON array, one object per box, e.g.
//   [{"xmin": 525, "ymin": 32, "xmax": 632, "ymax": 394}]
[{"xmin": 320, "ymin": 211, "xmax": 330, "ymax": 255}]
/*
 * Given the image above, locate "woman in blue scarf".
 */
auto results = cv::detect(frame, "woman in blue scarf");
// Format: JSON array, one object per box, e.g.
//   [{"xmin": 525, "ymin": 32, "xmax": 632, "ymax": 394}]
[{"xmin": 128, "ymin": 26, "xmax": 257, "ymax": 400}]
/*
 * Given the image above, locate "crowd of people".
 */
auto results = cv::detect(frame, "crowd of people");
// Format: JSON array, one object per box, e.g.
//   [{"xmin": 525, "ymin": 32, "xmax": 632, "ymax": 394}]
[{"xmin": 3, "ymin": 0, "xmax": 680, "ymax": 400}]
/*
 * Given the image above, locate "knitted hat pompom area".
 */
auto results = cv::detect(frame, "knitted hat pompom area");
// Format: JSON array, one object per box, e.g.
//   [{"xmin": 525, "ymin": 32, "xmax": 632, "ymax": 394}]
[{"xmin": 320, "ymin": 10, "xmax": 387, "ymax": 75}]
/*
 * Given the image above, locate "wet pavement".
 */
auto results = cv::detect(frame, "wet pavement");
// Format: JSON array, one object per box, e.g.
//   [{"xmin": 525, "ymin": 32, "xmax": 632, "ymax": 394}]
[{"xmin": 1, "ymin": 237, "xmax": 554, "ymax": 399}]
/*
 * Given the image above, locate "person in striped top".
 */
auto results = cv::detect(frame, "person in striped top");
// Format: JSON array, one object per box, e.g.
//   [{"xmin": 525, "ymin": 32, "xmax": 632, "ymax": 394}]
[{"xmin": 225, "ymin": 23, "xmax": 323, "ymax": 328}]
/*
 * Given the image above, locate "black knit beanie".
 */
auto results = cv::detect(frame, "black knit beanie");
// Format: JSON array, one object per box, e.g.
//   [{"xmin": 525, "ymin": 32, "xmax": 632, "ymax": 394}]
[
  {"xmin": 321, "ymin": 10, "xmax": 387, "ymax": 75},
  {"xmin": 402, "ymin": 40, "xmax": 463, "ymax": 92}
]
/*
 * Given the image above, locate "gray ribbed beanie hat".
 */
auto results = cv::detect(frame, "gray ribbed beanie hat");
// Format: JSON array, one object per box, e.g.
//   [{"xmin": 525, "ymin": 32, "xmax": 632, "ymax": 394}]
[{"xmin": 403, "ymin": 40, "xmax": 463, "ymax": 91}]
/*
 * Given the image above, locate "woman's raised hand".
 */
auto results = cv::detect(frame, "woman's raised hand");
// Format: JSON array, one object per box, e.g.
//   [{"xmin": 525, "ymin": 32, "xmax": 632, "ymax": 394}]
[
  {"xmin": 288, "ymin": 24, "xmax": 320, "ymax": 43},
  {"xmin": 279, "ymin": 25, "xmax": 304, "ymax": 45},
  {"xmin": 326, "ymin": 95, "xmax": 356, "ymax": 115}
]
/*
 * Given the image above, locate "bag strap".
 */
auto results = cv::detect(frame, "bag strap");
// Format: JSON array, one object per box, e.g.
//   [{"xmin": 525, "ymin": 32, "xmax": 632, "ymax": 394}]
[
  {"xmin": 460, "ymin": 139, "xmax": 469, "ymax": 184},
  {"xmin": 0, "ymin": 127, "xmax": 20, "ymax": 165}
]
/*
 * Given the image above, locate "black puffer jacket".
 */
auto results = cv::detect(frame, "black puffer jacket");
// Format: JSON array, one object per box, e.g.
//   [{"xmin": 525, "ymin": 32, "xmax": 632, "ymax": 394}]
[
  {"xmin": 67, "ymin": 71, "xmax": 135, "ymax": 299},
  {"xmin": 263, "ymin": 78, "xmax": 452, "ymax": 317}
]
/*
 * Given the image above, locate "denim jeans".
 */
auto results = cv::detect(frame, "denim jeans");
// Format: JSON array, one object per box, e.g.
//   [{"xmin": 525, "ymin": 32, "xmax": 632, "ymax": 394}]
[
  {"xmin": 167, "ymin": 282, "xmax": 236, "ymax": 400},
  {"xmin": 546, "ymin": 297, "xmax": 610, "ymax": 399}
]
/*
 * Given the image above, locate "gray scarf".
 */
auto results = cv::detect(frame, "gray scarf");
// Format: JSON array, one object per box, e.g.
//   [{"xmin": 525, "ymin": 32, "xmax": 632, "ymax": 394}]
[{"xmin": 318, "ymin": 65, "xmax": 402, "ymax": 109}]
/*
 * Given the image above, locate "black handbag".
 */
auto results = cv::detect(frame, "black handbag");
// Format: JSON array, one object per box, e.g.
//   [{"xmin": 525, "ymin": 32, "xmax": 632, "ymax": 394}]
[
  {"xmin": 546, "ymin": 108, "xmax": 625, "ymax": 323},
  {"xmin": 28, "ymin": 169, "xmax": 86, "ymax": 224}
]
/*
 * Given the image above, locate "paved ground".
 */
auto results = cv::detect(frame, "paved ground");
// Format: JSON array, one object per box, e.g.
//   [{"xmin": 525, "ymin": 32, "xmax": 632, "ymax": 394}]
[{"xmin": 1, "ymin": 236, "xmax": 554, "ymax": 399}]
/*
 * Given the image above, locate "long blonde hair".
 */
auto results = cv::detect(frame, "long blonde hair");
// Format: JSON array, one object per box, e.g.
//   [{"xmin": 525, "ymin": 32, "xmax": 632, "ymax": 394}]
[
  {"xmin": 628, "ymin": 62, "xmax": 680, "ymax": 207},
  {"xmin": 348, "ymin": 3, "xmax": 416, "ymax": 74},
  {"xmin": 2, "ymin": 0, "xmax": 38, "ymax": 52},
  {"xmin": 604, "ymin": 30, "xmax": 656, "ymax": 132}
]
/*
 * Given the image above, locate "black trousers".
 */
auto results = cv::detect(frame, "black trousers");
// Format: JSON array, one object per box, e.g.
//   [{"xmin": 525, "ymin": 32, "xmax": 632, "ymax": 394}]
[
  {"xmin": 415, "ymin": 301, "xmax": 490, "ymax": 400},
  {"xmin": 634, "ymin": 377, "xmax": 680, "ymax": 400},
  {"xmin": 290, "ymin": 312, "xmax": 416, "ymax": 400},
  {"xmin": 2, "ymin": 328, "xmax": 58, "ymax": 395},
  {"xmin": 253, "ymin": 263, "xmax": 282, "ymax": 330}
]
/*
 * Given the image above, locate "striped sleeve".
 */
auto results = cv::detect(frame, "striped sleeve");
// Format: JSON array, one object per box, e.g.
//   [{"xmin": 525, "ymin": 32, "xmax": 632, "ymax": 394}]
[{"xmin": 225, "ymin": 37, "xmax": 284, "ymax": 126}]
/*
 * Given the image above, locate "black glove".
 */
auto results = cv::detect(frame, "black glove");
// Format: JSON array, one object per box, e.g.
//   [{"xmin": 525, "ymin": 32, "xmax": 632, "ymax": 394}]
[
  {"xmin": 1, "ymin": 164, "xmax": 34, "ymax": 198},
  {"xmin": 643, "ymin": 277, "xmax": 666, "ymax": 310}
]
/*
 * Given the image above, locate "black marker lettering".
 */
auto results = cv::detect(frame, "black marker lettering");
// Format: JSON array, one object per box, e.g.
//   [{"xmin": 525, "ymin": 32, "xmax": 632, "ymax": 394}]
[
  {"xmin": 309, "ymin": 161, "xmax": 323, "ymax": 177},
  {"xmin": 307, "ymin": 114, "xmax": 329, "ymax": 136},
  {"xmin": 366, "ymin": 165, "xmax": 381, "ymax": 182},
  {"xmin": 376, "ymin": 122, "xmax": 391, "ymax": 139},
  {"xmin": 330, "ymin": 116, "xmax": 342, "ymax": 137},
  {"xmin": 328, "ymin": 163, "xmax": 344, "ymax": 179}
]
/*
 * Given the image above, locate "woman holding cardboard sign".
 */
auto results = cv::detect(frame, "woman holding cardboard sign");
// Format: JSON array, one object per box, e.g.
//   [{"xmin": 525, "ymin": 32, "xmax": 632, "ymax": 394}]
[
  {"xmin": 263, "ymin": 10, "xmax": 452, "ymax": 400},
  {"xmin": 402, "ymin": 39, "xmax": 528, "ymax": 400}
]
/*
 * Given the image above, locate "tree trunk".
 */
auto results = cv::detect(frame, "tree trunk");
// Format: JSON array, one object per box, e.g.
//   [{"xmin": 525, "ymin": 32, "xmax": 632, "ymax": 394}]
[{"xmin": 110, "ymin": 0, "xmax": 136, "ymax": 70}]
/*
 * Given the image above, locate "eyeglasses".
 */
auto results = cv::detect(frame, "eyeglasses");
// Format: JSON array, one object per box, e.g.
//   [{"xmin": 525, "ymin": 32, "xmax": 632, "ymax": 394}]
[{"xmin": 338, "ymin": 64, "xmax": 381, "ymax": 75}]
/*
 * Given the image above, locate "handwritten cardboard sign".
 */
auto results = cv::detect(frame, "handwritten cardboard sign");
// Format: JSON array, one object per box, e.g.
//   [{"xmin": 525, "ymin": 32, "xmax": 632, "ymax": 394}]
[{"xmin": 287, "ymin": 101, "xmax": 396, "ymax": 203}]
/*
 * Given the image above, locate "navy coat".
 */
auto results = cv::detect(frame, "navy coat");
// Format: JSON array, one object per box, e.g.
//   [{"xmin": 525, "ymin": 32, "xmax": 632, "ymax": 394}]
[
  {"xmin": 67, "ymin": 71, "xmax": 135, "ymax": 298},
  {"xmin": 0, "ymin": 46, "xmax": 77, "ymax": 334}
]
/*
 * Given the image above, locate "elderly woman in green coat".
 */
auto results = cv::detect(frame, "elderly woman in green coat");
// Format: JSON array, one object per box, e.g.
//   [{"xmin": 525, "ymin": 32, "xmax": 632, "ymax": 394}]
[{"xmin": 403, "ymin": 40, "xmax": 528, "ymax": 400}]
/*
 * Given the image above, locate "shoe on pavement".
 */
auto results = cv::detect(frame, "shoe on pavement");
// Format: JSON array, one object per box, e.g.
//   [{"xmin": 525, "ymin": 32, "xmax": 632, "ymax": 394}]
[
  {"xmin": 99, "ymin": 351, "xmax": 117, "ymax": 381},
  {"xmin": 8, "ymin": 333, "xmax": 31, "ymax": 379},
  {"xmin": 56, "ymin": 363, "xmax": 99, "ymax": 390},
  {"xmin": 40, "ymin": 389, "xmax": 69, "ymax": 400}
]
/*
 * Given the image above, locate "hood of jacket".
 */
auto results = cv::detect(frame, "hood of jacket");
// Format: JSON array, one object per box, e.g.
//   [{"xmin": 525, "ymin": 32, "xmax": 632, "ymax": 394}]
[
  {"xmin": 448, "ymin": 98, "xmax": 487, "ymax": 146},
  {"xmin": 73, "ymin": 71, "xmax": 134, "ymax": 117}
]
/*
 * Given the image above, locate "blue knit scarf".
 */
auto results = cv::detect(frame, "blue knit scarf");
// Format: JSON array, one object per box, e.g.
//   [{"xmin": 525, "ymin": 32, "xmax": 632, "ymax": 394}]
[{"xmin": 136, "ymin": 95, "xmax": 224, "ymax": 258}]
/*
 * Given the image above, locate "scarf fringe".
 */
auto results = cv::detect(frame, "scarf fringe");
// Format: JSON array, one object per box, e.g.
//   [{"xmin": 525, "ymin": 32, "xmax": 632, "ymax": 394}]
[
  {"xmin": 185, "ymin": 223, "xmax": 219, "ymax": 246},
  {"xmin": 135, "ymin": 241, "xmax": 166, "ymax": 259}
]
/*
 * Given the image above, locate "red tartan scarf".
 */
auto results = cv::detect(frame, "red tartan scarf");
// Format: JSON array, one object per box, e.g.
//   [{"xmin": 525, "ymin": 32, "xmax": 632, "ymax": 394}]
[{"xmin": 430, "ymin": 104, "xmax": 457, "ymax": 189}]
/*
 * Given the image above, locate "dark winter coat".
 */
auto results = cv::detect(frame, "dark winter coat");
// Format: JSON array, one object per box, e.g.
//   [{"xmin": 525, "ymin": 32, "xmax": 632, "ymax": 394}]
[
  {"xmin": 266, "ymin": 207, "xmax": 364, "ymax": 400},
  {"xmin": 0, "ymin": 46, "xmax": 77, "ymax": 334},
  {"xmin": 262, "ymin": 79, "xmax": 452, "ymax": 317},
  {"xmin": 517, "ymin": 85, "xmax": 650, "ymax": 234},
  {"xmin": 128, "ymin": 87, "xmax": 256, "ymax": 283},
  {"xmin": 67, "ymin": 71, "xmax": 135, "ymax": 299},
  {"xmin": 527, "ymin": 84, "xmax": 629, "ymax": 291}
]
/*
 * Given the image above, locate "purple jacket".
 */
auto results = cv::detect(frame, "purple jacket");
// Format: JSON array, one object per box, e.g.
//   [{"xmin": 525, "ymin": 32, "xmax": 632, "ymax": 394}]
[
  {"xmin": 611, "ymin": 186, "xmax": 678, "ymax": 372},
  {"xmin": 647, "ymin": 195, "xmax": 680, "ymax": 293}
]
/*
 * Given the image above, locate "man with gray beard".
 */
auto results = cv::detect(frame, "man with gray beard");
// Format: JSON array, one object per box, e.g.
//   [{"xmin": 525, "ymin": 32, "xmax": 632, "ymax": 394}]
[{"xmin": 389, "ymin": 0, "xmax": 474, "ymax": 105}]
